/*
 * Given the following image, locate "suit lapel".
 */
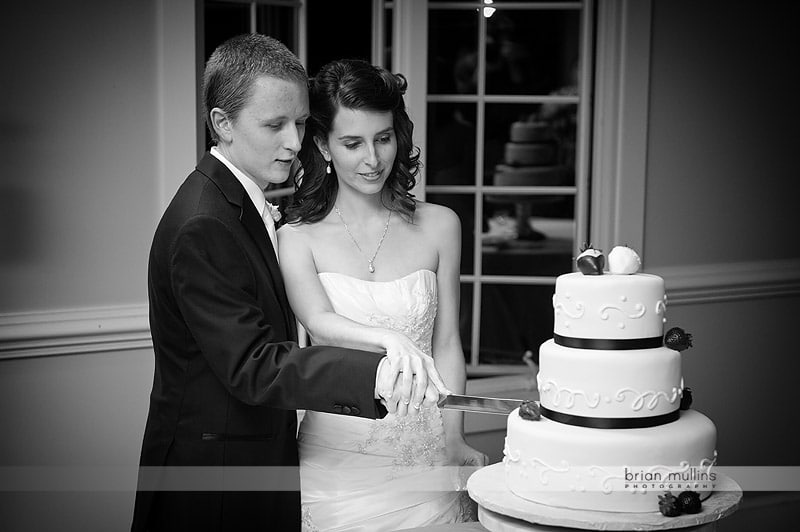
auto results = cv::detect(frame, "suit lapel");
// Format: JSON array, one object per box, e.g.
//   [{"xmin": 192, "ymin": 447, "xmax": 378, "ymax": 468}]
[
  {"xmin": 197, "ymin": 154, "xmax": 295, "ymax": 337},
  {"xmin": 239, "ymin": 201, "xmax": 287, "ymax": 299}
]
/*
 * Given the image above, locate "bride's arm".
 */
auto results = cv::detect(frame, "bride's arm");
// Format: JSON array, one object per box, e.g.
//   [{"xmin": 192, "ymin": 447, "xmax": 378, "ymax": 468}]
[
  {"xmin": 429, "ymin": 206, "xmax": 488, "ymax": 466},
  {"xmin": 278, "ymin": 223, "xmax": 448, "ymax": 409},
  {"xmin": 278, "ymin": 223, "xmax": 410, "ymax": 351}
]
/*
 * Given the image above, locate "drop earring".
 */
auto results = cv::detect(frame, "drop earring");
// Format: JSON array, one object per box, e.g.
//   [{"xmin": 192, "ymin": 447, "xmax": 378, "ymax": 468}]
[{"xmin": 326, "ymin": 161, "xmax": 331, "ymax": 175}]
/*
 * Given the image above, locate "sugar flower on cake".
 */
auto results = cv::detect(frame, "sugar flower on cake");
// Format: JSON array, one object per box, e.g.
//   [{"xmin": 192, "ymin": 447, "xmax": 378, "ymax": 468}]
[{"xmin": 607, "ymin": 245, "xmax": 641, "ymax": 274}]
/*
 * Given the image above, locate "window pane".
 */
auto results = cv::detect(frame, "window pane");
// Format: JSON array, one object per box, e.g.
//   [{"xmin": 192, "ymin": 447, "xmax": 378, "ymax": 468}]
[
  {"xmin": 482, "ymin": 194, "xmax": 574, "ymax": 276},
  {"xmin": 256, "ymin": 6, "xmax": 297, "ymax": 51},
  {"xmin": 258, "ymin": 5, "xmax": 299, "ymax": 197},
  {"xmin": 425, "ymin": 193, "xmax": 476, "ymax": 275},
  {"xmin": 384, "ymin": 6, "xmax": 393, "ymax": 69},
  {"xmin": 459, "ymin": 282, "xmax": 474, "ymax": 364},
  {"xmin": 428, "ymin": 9, "xmax": 479, "ymax": 94},
  {"xmin": 427, "ymin": 102, "xmax": 477, "ymax": 186},
  {"xmin": 484, "ymin": 103, "xmax": 577, "ymax": 187},
  {"xmin": 485, "ymin": 9, "xmax": 580, "ymax": 95},
  {"xmin": 204, "ymin": 2, "xmax": 250, "ymax": 60},
  {"xmin": 306, "ymin": 0, "xmax": 372, "ymax": 76},
  {"xmin": 479, "ymin": 283, "xmax": 554, "ymax": 366}
]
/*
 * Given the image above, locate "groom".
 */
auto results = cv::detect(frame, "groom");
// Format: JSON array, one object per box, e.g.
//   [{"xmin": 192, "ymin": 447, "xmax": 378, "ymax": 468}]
[{"xmin": 132, "ymin": 34, "xmax": 448, "ymax": 531}]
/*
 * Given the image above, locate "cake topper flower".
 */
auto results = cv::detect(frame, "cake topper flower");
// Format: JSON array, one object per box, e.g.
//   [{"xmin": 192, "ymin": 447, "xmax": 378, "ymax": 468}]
[
  {"xmin": 607, "ymin": 245, "xmax": 641, "ymax": 274},
  {"xmin": 576, "ymin": 244, "xmax": 604, "ymax": 275}
]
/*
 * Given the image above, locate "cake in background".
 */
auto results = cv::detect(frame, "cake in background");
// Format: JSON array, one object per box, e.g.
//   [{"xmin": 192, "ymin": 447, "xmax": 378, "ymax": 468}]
[
  {"xmin": 493, "ymin": 121, "xmax": 571, "ymax": 189},
  {"xmin": 486, "ymin": 118, "xmax": 573, "ymax": 244}
]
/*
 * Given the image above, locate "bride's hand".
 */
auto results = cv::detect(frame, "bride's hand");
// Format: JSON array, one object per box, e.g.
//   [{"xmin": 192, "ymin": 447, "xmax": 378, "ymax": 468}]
[{"xmin": 377, "ymin": 331, "xmax": 451, "ymax": 416}]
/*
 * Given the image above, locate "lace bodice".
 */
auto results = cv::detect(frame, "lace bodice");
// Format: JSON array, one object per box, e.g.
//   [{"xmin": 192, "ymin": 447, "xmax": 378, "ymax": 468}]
[
  {"xmin": 314, "ymin": 268, "xmax": 443, "ymax": 470},
  {"xmin": 317, "ymin": 269, "xmax": 438, "ymax": 355}
]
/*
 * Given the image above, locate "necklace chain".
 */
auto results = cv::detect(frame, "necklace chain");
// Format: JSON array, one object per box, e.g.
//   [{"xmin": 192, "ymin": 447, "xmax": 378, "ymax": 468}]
[{"xmin": 334, "ymin": 206, "xmax": 392, "ymax": 273}]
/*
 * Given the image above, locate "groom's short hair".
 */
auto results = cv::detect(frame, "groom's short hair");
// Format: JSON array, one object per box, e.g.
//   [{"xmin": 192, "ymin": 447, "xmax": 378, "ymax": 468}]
[{"xmin": 202, "ymin": 33, "xmax": 308, "ymax": 143}]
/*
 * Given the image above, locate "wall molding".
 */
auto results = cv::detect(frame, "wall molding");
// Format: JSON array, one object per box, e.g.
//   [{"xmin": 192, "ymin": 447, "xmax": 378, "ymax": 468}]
[
  {"xmin": 0, "ymin": 305, "xmax": 151, "ymax": 360},
  {"xmin": 652, "ymin": 258, "xmax": 800, "ymax": 305},
  {"xmin": 1, "ymin": 258, "xmax": 797, "ymax": 359}
]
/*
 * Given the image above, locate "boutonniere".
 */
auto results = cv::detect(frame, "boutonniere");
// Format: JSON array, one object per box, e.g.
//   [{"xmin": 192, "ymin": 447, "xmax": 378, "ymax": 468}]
[{"xmin": 265, "ymin": 202, "xmax": 282, "ymax": 223}]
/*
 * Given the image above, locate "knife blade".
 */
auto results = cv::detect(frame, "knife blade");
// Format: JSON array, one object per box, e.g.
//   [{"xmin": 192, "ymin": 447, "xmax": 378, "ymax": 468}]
[{"xmin": 437, "ymin": 394, "xmax": 524, "ymax": 415}]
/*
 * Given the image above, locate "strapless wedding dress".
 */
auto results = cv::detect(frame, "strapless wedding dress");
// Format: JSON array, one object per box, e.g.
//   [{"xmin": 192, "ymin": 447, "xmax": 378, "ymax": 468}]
[{"xmin": 299, "ymin": 269, "xmax": 473, "ymax": 532}]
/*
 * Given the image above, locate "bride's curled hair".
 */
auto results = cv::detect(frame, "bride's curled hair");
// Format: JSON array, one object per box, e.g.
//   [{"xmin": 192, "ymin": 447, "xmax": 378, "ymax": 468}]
[{"xmin": 285, "ymin": 59, "xmax": 420, "ymax": 224}]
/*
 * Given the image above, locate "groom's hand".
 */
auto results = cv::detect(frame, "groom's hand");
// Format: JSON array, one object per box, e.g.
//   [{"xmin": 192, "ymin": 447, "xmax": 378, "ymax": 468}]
[
  {"xmin": 375, "ymin": 340, "xmax": 451, "ymax": 417},
  {"xmin": 375, "ymin": 365, "xmax": 431, "ymax": 417}
]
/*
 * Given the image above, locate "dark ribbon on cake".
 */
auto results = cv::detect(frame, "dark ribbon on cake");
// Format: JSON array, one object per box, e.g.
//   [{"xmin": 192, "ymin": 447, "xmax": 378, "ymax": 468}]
[
  {"xmin": 554, "ymin": 334, "xmax": 663, "ymax": 350},
  {"xmin": 540, "ymin": 406, "xmax": 680, "ymax": 429}
]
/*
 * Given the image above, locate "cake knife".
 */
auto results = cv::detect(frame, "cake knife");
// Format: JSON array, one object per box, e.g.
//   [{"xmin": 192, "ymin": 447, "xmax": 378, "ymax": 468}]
[{"xmin": 437, "ymin": 394, "xmax": 524, "ymax": 415}]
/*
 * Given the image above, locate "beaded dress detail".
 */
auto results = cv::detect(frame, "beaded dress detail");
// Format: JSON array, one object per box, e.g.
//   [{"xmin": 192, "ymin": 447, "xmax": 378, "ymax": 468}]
[{"xmin": 298, "ymin": 269, "xmax": 472, "ymax": 531}]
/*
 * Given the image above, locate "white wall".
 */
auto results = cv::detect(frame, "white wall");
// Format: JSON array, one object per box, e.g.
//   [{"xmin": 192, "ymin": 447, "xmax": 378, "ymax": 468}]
[
  {"xmin": 0, "ymin": 1, "xmax": 195, "ymax": 530},
  {"xmin": 645, "ymin": 0, "xmax": 798, "ymax": 267},
  {"xmin": 0, "ymin": 349, "xmax": 153, "ymax": 531},
  {"xmin": 644, "ymin": 0, "xmax": 800, "ymax": 468},
  {"xmin": 1, "ymin": 1, "xmax": 160, "ymax": 313}
]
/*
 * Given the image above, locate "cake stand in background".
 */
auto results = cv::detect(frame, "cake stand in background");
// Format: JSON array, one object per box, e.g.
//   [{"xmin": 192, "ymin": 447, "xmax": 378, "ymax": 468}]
[{"xmin": 468, "ymin": 463, "xmax": 742, "ymax": 532}]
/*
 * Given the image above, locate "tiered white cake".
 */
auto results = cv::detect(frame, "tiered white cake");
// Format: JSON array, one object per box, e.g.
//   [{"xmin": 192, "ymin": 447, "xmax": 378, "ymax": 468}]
[
  {"xmin": 503, "ymin": 246, "xmax": 718, "ymax": 513},
  {"xmin": 493, "ymin": 121, "xmax": 571, "ymax": 187}
]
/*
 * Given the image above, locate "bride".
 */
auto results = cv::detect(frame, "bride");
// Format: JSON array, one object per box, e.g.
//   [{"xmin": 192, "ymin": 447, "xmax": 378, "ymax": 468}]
[{"xmin": 278, "ymin": 59, "xmax": 487, "ymax": 531}]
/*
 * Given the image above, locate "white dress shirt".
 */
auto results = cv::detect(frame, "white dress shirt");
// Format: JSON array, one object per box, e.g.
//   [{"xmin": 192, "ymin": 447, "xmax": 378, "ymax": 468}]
[{"xmin": 210, "ymin": 147, "xmax": 279, "ymax": 258}]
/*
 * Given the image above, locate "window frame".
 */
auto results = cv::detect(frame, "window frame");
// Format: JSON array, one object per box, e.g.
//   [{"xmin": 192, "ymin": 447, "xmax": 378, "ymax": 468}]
[
  {"xmin": 194, "ymin": 0, "xmax": 651, "ymax": 376},
  {"xmin": 396, "ymin": 0, "xmax": 595, "ymax": 375}
]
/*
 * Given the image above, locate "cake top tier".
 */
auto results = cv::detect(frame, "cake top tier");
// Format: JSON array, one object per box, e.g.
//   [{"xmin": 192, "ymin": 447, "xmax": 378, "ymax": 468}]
[{"xmin": 553, "ymin": 246, "xmax": 667, "ymax": 342}]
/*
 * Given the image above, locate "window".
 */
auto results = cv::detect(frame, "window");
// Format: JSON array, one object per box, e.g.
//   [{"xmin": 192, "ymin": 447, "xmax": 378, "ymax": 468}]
[
  {"xmin": 201, "ymin": 0, "xmax": 595, "ymax": 375},
  {"xmin": 201, "ymin": 0, "xmax": 376, "ymax": 206},
  {"xmin": 423, "ymin": 0, "xmax": 594, "ymax": 374},
  {"xmin": 201, "ymin": 1, "xmax": 302, "ymax": 203}
]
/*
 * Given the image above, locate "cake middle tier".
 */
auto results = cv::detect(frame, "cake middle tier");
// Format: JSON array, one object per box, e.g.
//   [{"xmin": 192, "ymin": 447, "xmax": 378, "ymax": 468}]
[{"xmin": 538, "ymin": 339, "xmax": 682, "ymax": 420}]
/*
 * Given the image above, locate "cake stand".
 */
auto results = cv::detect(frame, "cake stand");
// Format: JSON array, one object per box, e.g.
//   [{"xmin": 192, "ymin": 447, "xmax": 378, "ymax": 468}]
[{"xmin": 467, "ymin": 463, "xmax": 742, "ymax": 532}]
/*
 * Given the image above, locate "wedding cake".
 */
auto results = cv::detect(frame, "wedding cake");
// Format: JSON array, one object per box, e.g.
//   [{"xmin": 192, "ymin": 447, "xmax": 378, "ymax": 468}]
[
  {"xmin": 493, "ymin": 121, "xmax": 571, "ymax": 187},
  {"xmin": 503, "ymin": 246, "xmax": 718, "ymax": 514}
]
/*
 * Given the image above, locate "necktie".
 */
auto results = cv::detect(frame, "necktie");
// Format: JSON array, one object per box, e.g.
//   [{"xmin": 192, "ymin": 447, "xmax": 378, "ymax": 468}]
[{"xmin": 262, "ymin": 202, "xmax": 280, "ymax": 262}]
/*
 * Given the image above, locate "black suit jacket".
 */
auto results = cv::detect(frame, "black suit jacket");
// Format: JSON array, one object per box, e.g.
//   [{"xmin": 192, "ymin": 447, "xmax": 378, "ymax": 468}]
[{"xmin": 132, "ymin": 154, "xmax": 386, "ymax": 531}]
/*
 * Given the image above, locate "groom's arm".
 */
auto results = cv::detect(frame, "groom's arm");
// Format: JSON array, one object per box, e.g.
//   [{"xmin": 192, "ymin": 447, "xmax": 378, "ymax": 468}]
[{"xmin": 169, "ymin": 214, "xmax": 388, "ymax": 418}]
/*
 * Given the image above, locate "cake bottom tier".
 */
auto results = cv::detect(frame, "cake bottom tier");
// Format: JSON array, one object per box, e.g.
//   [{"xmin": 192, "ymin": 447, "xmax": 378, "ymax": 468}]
[{"xmin": 503, "ymin": 409, "xmax": 717, "ymax": 513}]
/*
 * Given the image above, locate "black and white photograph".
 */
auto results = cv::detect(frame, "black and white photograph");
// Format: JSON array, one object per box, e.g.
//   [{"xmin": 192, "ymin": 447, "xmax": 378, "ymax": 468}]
[{"xmin": 1, "ymin": 1, "xmax": 797, "ymax": 531}]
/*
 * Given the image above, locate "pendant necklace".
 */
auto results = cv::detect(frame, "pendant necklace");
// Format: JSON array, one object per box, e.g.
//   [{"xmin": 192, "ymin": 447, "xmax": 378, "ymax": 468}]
[{"xmin": 334, "ymin": 205, "xmax": 392, "ymax": 273}]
